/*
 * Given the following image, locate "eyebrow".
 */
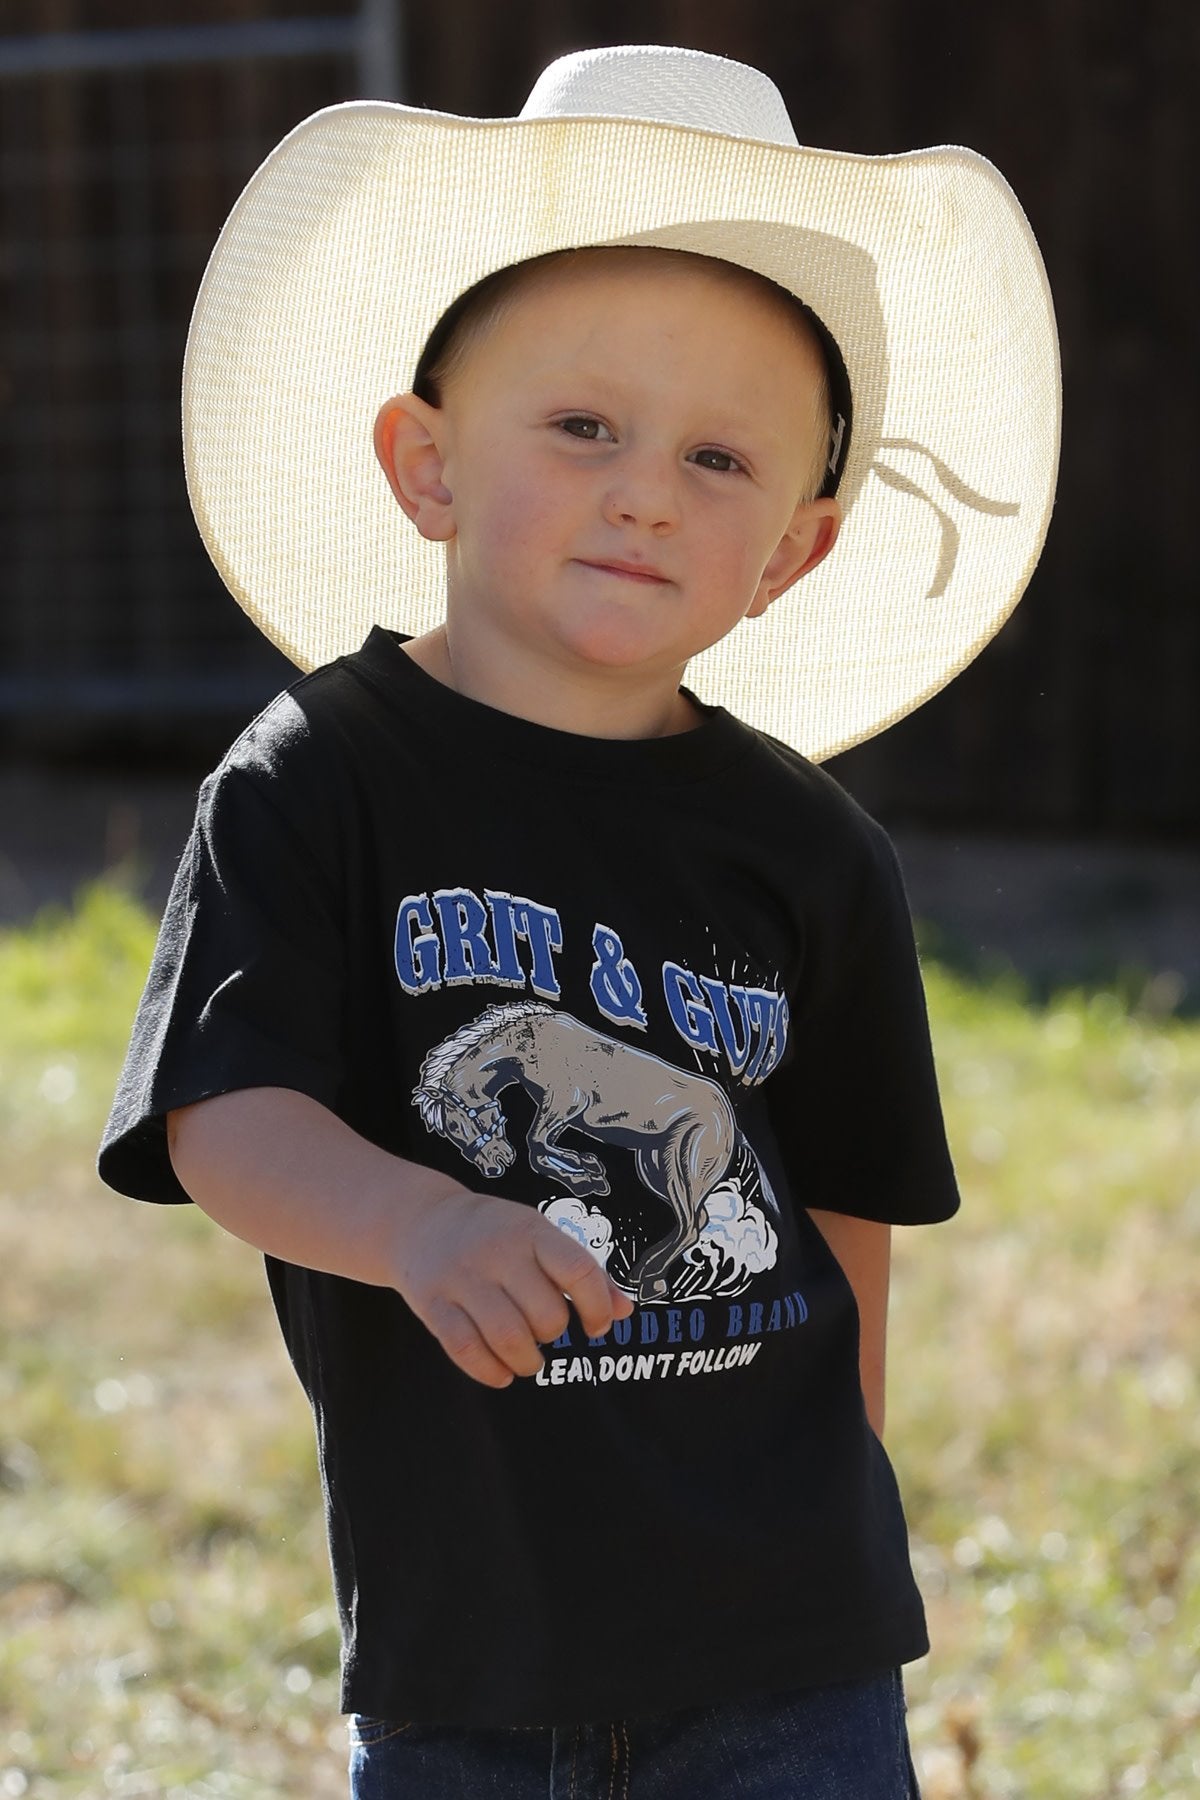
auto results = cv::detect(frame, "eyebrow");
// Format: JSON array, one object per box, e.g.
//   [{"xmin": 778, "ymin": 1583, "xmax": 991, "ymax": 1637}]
[{"xmin": 530, "ymin": 368, "xmax": 769, "ymax": 434}]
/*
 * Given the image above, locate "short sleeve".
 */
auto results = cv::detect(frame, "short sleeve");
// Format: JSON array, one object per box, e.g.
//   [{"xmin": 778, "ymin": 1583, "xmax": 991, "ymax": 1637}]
[
  {"xmin": 768, "ymin": 826, "xmax": 959, "ymax": 1226},
  {"xmin": 98, "ymin": 754, "xmax": 347, "ymax": 1204}
]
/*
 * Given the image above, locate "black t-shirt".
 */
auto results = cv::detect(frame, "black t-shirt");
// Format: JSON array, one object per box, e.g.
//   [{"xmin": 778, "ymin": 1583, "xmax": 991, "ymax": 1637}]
[{"xmin": 100, "ymin": 627, "xmax": 959, "ymax": 1728}]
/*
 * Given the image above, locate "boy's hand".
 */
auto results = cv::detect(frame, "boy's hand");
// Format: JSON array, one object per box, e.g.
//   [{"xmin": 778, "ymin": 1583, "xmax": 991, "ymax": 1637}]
[
  {"xmin": 391, "ymin": 1186, "xmax": 633, "ymax": 1389},
  {"xmin": 167, "ymin": 1088, "xmax": 631, "ymax": 1390}
]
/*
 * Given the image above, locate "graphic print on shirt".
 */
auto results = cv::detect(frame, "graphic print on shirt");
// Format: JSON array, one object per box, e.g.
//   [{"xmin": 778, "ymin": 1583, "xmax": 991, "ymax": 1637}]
[
  {"xmin": 395, "ymin": 888, "xmax": 790, "ymax": 1087},
  {"xmin": 413, "ymin": 1001, "xmax": 779, "ymax": 1303}
]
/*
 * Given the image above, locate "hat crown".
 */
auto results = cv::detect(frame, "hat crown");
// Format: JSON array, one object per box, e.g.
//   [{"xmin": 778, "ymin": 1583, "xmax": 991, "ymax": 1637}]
[{"xmin": 518, "ymin": 44, "xmax": 800, "ymax": 148}]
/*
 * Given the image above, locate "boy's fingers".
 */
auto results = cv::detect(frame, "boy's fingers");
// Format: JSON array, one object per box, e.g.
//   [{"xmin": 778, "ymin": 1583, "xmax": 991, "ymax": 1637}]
[
  {"xmin": 464, "ymin": 1286, "xmax": 546, "ymax": 1379},
  {"xmin": 424, "ymin": 1298, "xmax": 516, "ymax": 1389},
  {"xmin": 409, "ymin": 1203, "xmax": 634, "ymax": 1382},
  {"xmin": 608, "ymin": 1276, "xmax": 634, "ymax": 1315},
  {"xmin": 497, "ymin": 1272, "xmax": 572, "ymax": 1348},
  {"xmin": 532, "ymin": 1229, "xmax": 632, "ymax": 1335}
]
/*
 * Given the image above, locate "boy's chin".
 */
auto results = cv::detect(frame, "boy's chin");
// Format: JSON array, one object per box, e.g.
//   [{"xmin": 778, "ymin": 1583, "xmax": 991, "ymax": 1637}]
[
  {"xmin": 560, "ymin": 633, "xmax": 690, "ymax": 683},
  {"xmin": 549, "ymin": 610, "xmax": 698, "ymax": 678}
]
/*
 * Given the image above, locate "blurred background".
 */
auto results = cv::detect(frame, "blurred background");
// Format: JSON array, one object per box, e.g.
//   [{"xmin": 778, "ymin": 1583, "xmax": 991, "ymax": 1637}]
[
  {"xmin": 1, "ymin": 6, "xmax": 1197, "ymax": 1799},
  {"xmin": 0, "ymin": 0, "xmax": 1197, "ymax": 990}
]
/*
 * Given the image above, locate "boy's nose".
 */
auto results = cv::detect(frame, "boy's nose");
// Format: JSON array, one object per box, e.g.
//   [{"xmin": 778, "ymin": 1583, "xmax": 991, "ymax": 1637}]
[{"xmin": 601, "ymin": 457, "xmax": 679, "ymax": 533}]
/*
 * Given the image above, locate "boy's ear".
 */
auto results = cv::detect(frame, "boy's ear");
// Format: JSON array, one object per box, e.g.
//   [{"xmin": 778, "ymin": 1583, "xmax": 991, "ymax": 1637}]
[
  {"xmin": 372, "ymin": 394, "xmax": 456, "ymax": 542},
  {"xmin": 748, "ymin": 497, "xmax": 842, "ymax": 618}
]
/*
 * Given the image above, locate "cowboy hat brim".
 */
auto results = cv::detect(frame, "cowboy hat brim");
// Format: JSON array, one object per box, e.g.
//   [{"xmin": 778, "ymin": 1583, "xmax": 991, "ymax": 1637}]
[{"xmin": 182, "ymin": 99, "xmax": 1060, "ymax": 760}]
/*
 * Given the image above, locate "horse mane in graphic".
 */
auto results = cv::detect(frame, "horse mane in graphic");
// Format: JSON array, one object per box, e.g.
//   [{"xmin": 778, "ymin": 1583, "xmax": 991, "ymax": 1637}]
[{"xmin": 414, "ymin": 1001, "xmax": 553, "ymax": 1134}]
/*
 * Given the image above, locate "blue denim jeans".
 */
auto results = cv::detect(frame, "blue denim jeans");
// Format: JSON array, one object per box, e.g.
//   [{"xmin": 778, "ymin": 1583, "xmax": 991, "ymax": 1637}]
[{"xmin": 347, "ymin": 1669, "xmax": 920, "ymax": 1798}]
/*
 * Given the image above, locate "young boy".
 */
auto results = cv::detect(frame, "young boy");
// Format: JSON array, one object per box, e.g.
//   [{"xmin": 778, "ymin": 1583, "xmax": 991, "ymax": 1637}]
[{"xmin": 99, "ymin": 43, "xmax": 1059, "ymax": 1800}]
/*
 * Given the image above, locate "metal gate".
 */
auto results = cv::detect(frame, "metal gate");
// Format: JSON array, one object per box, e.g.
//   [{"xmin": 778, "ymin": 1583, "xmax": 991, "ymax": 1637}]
[{"xmin": 0, "ymin": 3, "xmax": 402, "ymax": 749}]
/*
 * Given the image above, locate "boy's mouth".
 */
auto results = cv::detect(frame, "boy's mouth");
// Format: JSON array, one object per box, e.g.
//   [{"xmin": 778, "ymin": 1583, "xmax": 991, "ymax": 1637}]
[{"xmin": 576, "ymin": 558, "xmax": 670, "ymax": 585}]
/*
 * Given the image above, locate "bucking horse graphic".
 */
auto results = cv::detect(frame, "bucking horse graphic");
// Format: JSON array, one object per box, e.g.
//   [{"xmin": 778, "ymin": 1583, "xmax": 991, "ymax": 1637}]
[{"xmin": 413, "ymin": 1001, "xmax": 777, "ymax": 1301}]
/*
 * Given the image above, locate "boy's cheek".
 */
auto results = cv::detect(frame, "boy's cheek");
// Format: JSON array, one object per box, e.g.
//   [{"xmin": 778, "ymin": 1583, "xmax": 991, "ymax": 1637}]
[{"xmin": 456, "ymin": 489, "xmax": 564, "ymax": 562}]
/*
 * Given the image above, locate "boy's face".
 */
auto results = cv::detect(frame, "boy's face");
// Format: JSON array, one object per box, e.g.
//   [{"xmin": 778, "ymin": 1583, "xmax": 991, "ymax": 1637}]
[{"xmin": 379, "ymin": 250, "xmax": 839, "ymax": 722}]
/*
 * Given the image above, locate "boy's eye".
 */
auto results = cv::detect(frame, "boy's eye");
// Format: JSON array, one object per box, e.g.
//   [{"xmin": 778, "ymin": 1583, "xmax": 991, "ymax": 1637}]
[
  {"xmin": 690, "ymin": 447, "xmax": 745, "ymax": 474},
  {"xmin": 558, "ymin": 415, "xmax": 615, "ymax": 442}
]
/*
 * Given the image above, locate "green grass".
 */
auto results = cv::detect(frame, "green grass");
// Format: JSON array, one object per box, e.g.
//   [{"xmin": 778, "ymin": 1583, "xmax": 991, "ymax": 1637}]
[
  {"xmin": 1, "ymin": 886, "xmax": 1197, "ymax": 1798},
  {"xmin": 895, "ymin": 966, "xmax": 1199, "ymax": 1799}
]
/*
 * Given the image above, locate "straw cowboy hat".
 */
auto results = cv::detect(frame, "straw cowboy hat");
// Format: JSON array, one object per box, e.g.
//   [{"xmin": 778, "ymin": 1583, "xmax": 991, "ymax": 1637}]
[{"xmin": 182, "ymin": 43, "xmax": 1060, "ymax": 761}]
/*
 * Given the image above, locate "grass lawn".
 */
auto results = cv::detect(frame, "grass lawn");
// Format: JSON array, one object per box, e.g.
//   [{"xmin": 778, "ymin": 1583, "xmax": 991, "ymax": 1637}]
[{"xmin": 1, "ymin": 885, "xmax": 1197, "ymax": 1798}]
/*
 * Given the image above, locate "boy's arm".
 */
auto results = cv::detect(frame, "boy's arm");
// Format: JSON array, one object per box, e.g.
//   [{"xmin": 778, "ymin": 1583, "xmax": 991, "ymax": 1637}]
[
  {"xmin": 167, "ymin": 1086, "xmax": 631, "ymax": 1389},
  {"xmin": 807, "ymin": 1210, "xmax": 891, "ymax": 1440}
]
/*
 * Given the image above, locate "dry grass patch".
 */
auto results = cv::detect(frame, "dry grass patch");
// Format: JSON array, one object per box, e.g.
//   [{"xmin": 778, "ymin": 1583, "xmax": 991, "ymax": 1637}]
[{"xmin": 2, "ymin": 888, "xmax": 1197, "ymax": 1797}]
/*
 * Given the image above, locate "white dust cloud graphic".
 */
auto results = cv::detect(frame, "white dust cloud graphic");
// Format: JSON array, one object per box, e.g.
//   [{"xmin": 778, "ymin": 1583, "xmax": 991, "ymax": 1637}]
[{"xmin": 540, "ymin": 1196, "xmax": 615, "ymax": 1268}]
